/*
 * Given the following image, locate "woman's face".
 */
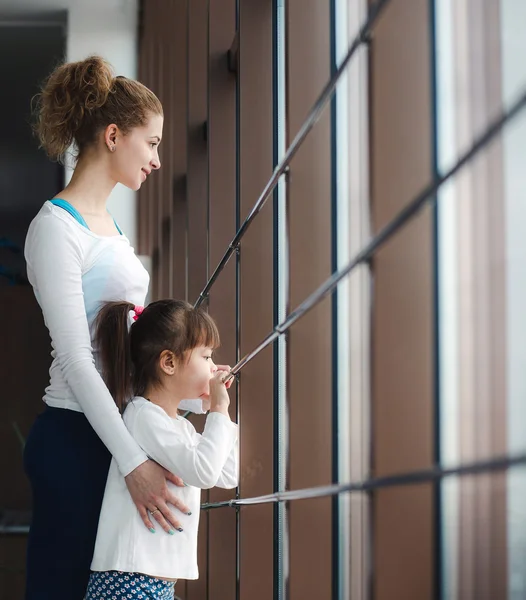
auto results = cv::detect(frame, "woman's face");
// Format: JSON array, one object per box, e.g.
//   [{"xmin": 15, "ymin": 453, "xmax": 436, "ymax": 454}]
[{"xmin": 109, "ymin": 112, "xmax": 164, "ymax": 191}]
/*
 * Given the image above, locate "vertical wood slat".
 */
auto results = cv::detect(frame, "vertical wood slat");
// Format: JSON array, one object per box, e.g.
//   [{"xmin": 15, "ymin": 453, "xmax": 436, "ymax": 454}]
[
  {"xmin": 138, "ymin": 0, "xmax": 187, "ymax": 301},
  {"xmin": 187, "ymin": 0, "xmax": 209, "ymax": 304},
  {"xmin": 186, "ymin": 0, "xmax": 209, "ymax": 600},
  {"xmin": 186, "ymin": 1, "xmax": 210, "ymax": 595},
  {"xmin": 286, "ymin": 1, "xmax": 333, "ymax": 599},
  {"xmin": 207, "ymin": 0, "xmax": 238, "ymax": 599},
  {"xmin": 238, "ymin": 2, "xmax": 275, "ymax": 600},
  {"xmin": 369, "ymin": 0, "xmax": 434, "ymax": 599},
  {"xmin": 171, "ymin": 0, "xmax": 189, "ymax": 301}
]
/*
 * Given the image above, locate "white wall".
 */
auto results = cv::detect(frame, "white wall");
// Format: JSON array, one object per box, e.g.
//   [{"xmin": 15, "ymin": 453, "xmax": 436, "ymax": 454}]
[{"xmin": 65, "ymin": 0, "xmax": 139, "ymax": 249}]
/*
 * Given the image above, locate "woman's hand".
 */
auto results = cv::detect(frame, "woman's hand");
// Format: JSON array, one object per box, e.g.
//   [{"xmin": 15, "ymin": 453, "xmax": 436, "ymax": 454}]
[{"xmin": 125, "ymin": 460, "xmax": 191, "ymax": 534}]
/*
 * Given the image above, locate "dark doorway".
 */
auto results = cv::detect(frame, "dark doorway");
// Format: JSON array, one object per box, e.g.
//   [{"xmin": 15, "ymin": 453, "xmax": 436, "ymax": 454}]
[
  {"xmin": 0, "ymin": 16, "xmax": 66, "ymax": 284},
  {"xmin": 0, "ymin": 14, "xmax": 66, "ymax": 598}
]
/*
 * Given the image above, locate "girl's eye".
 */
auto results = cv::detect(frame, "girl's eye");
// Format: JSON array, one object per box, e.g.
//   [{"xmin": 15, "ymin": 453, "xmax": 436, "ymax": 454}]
[{"xmin": 204, "ymin": 356, "xmax": 212, "ymax": 361}]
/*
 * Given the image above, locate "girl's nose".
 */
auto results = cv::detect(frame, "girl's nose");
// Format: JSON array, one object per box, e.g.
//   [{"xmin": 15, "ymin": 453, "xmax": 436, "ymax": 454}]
[{"xmin": 211, "ymin": 361, "xmax": 218, "ymax": 374}]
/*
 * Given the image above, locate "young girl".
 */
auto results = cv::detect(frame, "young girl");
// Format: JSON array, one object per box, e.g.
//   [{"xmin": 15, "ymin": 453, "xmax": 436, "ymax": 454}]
[{"xmin": 85, "ymin": 299, "xmax": 239, "ymax": 599}]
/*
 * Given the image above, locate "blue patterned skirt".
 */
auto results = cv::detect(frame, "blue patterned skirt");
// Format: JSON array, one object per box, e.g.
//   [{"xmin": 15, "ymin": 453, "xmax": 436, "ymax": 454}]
[{"xmin": 86, "ymin": 571, "xmax": 176, "ymax": 599}]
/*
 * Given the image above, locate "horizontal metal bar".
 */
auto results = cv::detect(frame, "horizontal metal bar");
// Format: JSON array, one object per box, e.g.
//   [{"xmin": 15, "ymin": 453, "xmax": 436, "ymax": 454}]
[
  {"xmin": 0, "ymin": 21, "xmax": 66, "ymax": 27},
  {"xmin": 6, "ymin": 452, "xmax": 524, "ymax": 534},
  {"xmin": 194, "ymin": 0, "xmax": 390, "ymax": 309},
  {"xmin": 226, "ymin": 86, "xmax": 526, "ymax": 378},
  {"xmin": 0, "ymin": 525, "xmax": 29, "ymax": 535},
  {"xmin": 201, "ymin": 452, "xmax": 526, "ymax": 510}
]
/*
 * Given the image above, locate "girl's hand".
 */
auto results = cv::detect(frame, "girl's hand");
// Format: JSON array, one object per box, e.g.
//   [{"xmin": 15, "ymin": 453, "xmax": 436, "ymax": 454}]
[
  {"xmin": 216, "ymin": 364, "xmax": 234, "ymax": 389},
  {"xmin": 200, "ymin": 365, "xmax": 232, "ymax": 412},
  {"xmin": 209, "ymin": 368, "xmax": 231, "ymax": 417},
  {"xmin": 125, "ymin": 460, "xmax": 191, "ymax": 534}
]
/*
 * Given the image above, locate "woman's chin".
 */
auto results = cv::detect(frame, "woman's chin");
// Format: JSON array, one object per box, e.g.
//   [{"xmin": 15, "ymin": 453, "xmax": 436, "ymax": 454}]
[{"xmin": 121, "ymin": 177, "xmax": 142, "ymax": 191}]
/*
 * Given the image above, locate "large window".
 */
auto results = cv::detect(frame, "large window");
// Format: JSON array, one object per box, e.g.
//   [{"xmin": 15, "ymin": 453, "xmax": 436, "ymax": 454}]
[{"xmin": 136, "ymin": 1, "xmax": 526, "ymax": 599}]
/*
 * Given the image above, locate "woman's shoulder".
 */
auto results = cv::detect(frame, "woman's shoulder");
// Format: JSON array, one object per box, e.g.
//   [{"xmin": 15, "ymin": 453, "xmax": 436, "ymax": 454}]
[
  {"xmin": 25, "ymin": 201, "xmax": 85, "ymax": 261},
  {"xmin": 27, "ymin": 201, "xmax": 79, "ymax": 240}
]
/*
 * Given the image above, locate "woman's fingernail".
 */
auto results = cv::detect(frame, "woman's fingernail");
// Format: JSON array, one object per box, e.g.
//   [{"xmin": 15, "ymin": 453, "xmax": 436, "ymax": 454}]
[
  {"xmin": 186, "ymin": 511, "xmax": 192, "ymax": 516},
  {"xmin": 168, "ymin": 529, "xmax": 175, "ymax": 535},
  {"xmin": 149, "ymin": 528, "xmax": 156, "ymax": 534},
  {"xmin": 177, "ymin": 527, "xmax": 184, "ymax": 532}
]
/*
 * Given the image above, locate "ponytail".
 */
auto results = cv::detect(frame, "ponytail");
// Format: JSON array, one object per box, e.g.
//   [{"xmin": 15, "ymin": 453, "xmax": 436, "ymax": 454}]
[{"xmin": 94, "ymin": 301, "xmax": 134, "ymax": 412}]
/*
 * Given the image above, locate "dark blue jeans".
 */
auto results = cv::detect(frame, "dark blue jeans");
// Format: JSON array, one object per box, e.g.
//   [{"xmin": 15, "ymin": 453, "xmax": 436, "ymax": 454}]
[{"xmin": 24, "ymin": 406, "xmax": 111, "ymax": 599}]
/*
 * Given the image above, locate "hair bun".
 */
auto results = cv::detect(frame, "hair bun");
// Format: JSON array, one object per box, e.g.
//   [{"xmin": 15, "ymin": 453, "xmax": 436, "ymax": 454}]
[
  {"xmin": 66, "ymin": 55, "xmax": 115, "ymax": 112},
  {"xmin": 33, "ymin": 55, "xmax": 115, "ymax": 162}
]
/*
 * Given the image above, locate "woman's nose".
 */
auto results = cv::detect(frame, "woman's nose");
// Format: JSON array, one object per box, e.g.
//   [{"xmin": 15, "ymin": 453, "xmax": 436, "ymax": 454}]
[{"xmin": 151, "ymin": 156, "xmax": 161, "ymax": 170}]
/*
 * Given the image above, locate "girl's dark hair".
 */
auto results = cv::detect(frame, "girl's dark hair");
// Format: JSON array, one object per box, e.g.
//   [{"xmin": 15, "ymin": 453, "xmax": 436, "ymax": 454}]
[
  {"xmin": 94, "ymin": 299, "xmax": 220, "ymax": 412},
  {"xmin": 33, "ymin": 55, "xmax": 163, "ymax": 163}
]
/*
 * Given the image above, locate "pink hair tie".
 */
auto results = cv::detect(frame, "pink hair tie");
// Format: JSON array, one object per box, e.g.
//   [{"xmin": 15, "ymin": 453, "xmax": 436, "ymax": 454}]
[{"xmin": 133, "ymin": 305, "xmax": 144, "ymax": 321}]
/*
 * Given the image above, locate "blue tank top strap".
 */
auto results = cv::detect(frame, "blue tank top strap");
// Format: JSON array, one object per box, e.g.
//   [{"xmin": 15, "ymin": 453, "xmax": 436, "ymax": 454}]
[
  {"xmin": 112, "ymin": 218, "xmax": 123, "ymax": 235},
  {"xmin": 49, "ymin": 198, "xmax": 90, "ymax": 230},
  {"xmin": 50, "ymin": 198, "xmax": 123, "ymax": 235}
]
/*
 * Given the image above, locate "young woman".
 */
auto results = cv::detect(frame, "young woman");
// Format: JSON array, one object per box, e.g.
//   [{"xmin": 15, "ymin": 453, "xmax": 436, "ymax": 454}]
[{"xmin": 24, "ymin": 56, "xmax": 208, "ymax": 599}]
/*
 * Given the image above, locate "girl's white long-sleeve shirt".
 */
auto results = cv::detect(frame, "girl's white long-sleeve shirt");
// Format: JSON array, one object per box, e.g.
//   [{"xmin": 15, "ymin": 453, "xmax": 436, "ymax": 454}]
[
  {"xmin": 24, "ymin": 201, "xmax": 206, "ymax": 476},
  {"xmin": 91, "ymin": 396, "xmax": 239, "ymax": 580}
]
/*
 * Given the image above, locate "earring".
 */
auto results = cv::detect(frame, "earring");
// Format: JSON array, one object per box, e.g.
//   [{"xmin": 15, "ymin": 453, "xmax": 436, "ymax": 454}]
[{"xmin": 108, "ymin": 144, "xmax": 116, "ymax": 153}]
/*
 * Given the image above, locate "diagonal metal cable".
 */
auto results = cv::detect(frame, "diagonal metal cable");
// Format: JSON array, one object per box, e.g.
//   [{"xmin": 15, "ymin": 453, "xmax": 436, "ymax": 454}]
[
  {"xmin": 224, "ymin": 86, "xmax": 526, "ymax": 379},
  {"xmin": 193, "ymin": 0, "xmax": 390, "ymax": 309},
  {"xmin": 200, "ymin": 452, "xmax": 526, "ymax": 510}
]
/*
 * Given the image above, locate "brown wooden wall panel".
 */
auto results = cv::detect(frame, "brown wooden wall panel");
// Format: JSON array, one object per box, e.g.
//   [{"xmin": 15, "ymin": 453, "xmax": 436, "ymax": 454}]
[
  {"xmin": 369, "ymin": 0, "xmax": 434, "ymax": 598},
  {"xmin": 207, "ymin": 1, "xmax": 238, "ymax": 598},
  {"xmin": 184, "ymin": 2, "xmax": 210, "ymax": 597},
  {"xmin": 170, "ymin": 2, "xmax": 189, "ymax": 302},
  {"xmin": 286, "ymin": 1, "xmax": 333, "ymax": 599},
  {"xmin": 138, "ymin": 0, "xmax": 187, "ymax": 301},
  {"xmin": 238, "ymin": 1, "xmax": 275, "ymax": 599},
  {"xmin": 187, "ymin": 0, "xmax": 209, "ymax": 304}
]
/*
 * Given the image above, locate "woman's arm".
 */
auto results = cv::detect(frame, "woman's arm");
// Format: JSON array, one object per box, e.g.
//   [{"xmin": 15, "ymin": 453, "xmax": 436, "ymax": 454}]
[{"xmin": 26, "ymin": 214, "xmax": 148, "ymax": 475}]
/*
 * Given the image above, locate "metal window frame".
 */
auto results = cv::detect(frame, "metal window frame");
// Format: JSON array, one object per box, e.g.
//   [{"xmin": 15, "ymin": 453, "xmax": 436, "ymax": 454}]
[{"xmin": 192, "ymin": 82, "xmax": 526, "ymax": 513}]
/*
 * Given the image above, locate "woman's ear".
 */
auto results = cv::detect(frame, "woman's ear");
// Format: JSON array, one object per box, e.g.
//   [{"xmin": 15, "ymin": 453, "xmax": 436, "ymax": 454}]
[
  {"xmin": 104, "ymin": 123, "xmax": 119, "ymax": 152},
  {"xmin": 159, "ymin": 350, "xmax": 177, "ymax": 376}
]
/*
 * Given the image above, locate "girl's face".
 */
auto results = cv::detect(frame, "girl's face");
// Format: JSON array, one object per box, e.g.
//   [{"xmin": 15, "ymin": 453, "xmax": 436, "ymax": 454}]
[
  {"xmin": 176, "ymin": 346, "xmax": 218, "ymax": 400},
  {"xmin": 108, "ymin": 112, "xmax": 163, "ymax": 191}
]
